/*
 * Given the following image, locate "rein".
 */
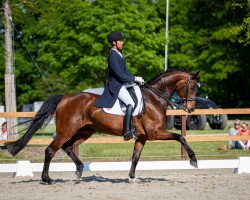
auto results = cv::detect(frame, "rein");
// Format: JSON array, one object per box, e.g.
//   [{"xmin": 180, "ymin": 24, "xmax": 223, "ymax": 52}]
[
  {"xmin": 143, "ymin": 76, "xmax": 197, "ymax": 110},
  {"xmin": 144, "ymin": 84, "xmax": 170, "ymax": 101},
  {"xmin": 143, "ymin": 84, "xmax": 178, "ymax": 109}
]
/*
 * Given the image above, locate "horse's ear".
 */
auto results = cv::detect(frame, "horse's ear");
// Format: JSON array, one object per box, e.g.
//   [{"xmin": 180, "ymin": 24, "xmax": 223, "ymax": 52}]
[{"xmin": 192, "ymin": 71, "xmax": 200, "ymax": 79}]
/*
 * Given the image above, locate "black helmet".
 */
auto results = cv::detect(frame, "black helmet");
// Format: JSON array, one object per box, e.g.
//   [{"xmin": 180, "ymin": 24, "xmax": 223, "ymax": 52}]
[{"xmin": 107, "ymin": 31, "xmax": 124, "ymax": 43}]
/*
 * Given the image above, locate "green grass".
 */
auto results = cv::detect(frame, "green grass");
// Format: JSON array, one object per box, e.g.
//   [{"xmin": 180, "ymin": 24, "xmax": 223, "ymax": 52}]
[
  {"xmin": 1, "ymin": 141, "xmax": 249, "ymax": 163},
  {"xmin": 79, "ymin": 141, "xmax": 250, "ymax": 161},
  {"xmin": 16, "ymin": 124, "xmax": 110, "ymax": 138},
  {"xmin": 17, "ymin": 119, "xmax": 249, "ymax": 138},
  {"xmin": 15, "ymin": 119, "xmax": 250, "ymax": 138}
]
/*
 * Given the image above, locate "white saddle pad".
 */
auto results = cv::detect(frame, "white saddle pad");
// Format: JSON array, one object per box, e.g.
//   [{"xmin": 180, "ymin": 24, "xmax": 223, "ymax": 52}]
[{"xmin": 103, "ymin": 85, "xmax": 143, "ymax": 116}]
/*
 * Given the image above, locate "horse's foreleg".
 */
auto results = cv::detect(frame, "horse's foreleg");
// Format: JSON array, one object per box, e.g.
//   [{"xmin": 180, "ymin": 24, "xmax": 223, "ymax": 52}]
[
  {"xmin": 155, "ymin": 131, "xmax": 198, "ymax": 168},
  {"xmin": 178, "ymin": 134, "xmax": 198, "ymax": 168},
  {"xmin": 129, "ymin": 136, "xmax": 147, "ymax": 180}
]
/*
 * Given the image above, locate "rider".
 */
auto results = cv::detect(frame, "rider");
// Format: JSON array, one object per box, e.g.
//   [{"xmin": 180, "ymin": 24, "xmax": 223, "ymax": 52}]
[{"xmin": 95, "ymin": 31, "xmax": 144, "ymax": 141}]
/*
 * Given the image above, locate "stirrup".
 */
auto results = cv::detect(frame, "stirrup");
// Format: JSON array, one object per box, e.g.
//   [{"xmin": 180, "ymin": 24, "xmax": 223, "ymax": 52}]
[{"xmin": 124, "ymin": 128, "xmax": 138, "ymax": 141}]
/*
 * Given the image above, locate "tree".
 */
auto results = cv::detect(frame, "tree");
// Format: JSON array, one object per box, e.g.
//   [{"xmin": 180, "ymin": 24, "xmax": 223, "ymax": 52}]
[
  {"xmin": 3, "ymin": 0, "xmax": 165, "ymax": 109},
  {"xmin": 163, "ymin": 0, "xmax": 249, "ymax": 107},
  {"xmin": 3, "ymin": 0, "xmax": 17, "ymax": 137},
  {"xmin": 1, "ymin": 0, "xmax": 249, "ymax": 109},
  {"xmin": 186, "ymin": 0, "xmax": 249, "ymax": 107},
  {"xmin": 33, "ymin": 0, "xmax": 164, "ymax": 85}
]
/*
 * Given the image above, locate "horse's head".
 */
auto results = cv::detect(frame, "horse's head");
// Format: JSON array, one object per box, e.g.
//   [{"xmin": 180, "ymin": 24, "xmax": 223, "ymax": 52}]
[
  {"xmin": 145, "ymin": 69, "xmax": 199, "ymax": 113},
  {"xmin": 175, "ymin": 71, "xmax": 200, "ymax": 113}
]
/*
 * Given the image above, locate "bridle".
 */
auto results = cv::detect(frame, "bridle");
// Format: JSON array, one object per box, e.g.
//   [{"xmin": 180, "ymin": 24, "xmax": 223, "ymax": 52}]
[
  {"xmin": 176, "ymin": 76, "xmax": 197, "ymax": 103},
  {"xmin": 143, "ymin": 76, "xmax": 197, "ymax": 111},
  {"xmin": 144, "ymin": 84, "xmax": 171, "ymax": 106}
]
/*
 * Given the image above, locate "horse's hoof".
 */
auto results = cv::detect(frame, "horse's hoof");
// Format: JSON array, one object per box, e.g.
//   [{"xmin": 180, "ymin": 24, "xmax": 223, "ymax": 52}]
[
  {"xmin": 75, "ymin": 170, "xmax": 83, "ymax": 179},
  {"xmin": 190, "ymin": 160, "xmax": 198, "ymax": 168},
  {"xmin": 128, "ymin": 177, "xmax": 141, "ymax": 183},
  {"xmin": 42, "ymin": 178, "xmax": 54, "ymax": 185},
  {"xmin": 75, "ymin": 164, "xmax": 84, "ymax": 179},
  {"xmin": 43, "ymin": 179, "xmax": 55, "ymax": 185}
]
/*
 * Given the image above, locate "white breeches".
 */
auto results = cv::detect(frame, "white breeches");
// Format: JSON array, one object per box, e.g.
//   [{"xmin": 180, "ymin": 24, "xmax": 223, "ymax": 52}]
[{"xmin": 118, "ymin": 86, "xmax": 135, "ymax": 108}]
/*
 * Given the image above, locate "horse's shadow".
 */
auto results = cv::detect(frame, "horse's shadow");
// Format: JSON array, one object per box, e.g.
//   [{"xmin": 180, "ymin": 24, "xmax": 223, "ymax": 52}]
[
  {"xmin": 11, "ymin": 176, "xmax": 170, "ymax": 185},
  {"xmin": 11, "ymin": 178, "xmax": 72, "ymax": 184},
  {"xmin": 81, "ymin": 175, "xmax": 170, "ymax": 183}
]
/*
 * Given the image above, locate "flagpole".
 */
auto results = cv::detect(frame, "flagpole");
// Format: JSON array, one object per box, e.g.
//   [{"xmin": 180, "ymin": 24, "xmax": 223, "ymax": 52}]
[{"xmin": 164, "ymin": 0, "xmax": 169, "ymax": 71}]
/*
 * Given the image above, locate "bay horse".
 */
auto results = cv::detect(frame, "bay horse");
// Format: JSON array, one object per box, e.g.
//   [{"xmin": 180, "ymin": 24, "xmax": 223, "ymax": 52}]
[{"xmin": 5, "ymin": 69, "xmax": 199, "ymax": 184}]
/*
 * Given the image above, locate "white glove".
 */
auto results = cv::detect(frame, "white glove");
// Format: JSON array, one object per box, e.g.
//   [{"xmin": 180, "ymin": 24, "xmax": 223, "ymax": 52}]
[{"xmin": 135, "ymin": 76, "xmax": 145, "ymax": 83}]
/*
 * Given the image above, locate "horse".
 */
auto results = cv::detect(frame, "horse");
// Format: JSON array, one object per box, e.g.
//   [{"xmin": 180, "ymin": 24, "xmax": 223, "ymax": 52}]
[{"xmin": 5, "ymin": 69, "xmax": 199, "ymax": 184}]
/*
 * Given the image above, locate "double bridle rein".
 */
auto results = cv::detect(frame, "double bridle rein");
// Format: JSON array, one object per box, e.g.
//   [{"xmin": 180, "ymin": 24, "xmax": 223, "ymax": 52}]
[{"xmin": 143, "ymin": 76, "xmax": 197, "ymax": 111}]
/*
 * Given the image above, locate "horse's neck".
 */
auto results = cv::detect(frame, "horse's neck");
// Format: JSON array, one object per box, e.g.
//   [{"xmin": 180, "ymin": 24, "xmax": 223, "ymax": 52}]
[
  {"xmin": 150, "ymin": 73, "xmax": 187, "ymax": 96},
  {"xmin": 143, "ymin": 73, "xmax": 188, "ymax": 115}
]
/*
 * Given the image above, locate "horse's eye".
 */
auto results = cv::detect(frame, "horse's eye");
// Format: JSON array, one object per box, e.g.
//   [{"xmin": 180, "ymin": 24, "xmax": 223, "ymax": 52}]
[{"xmin": 191, "ymin": 85, "xmax": 196, "ymax": 90}]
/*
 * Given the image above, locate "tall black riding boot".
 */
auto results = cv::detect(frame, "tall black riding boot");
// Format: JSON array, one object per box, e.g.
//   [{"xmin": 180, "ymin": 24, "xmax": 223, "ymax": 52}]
[{"xmin": 123, "ymin": 104, "xmax": 138, "ymax": 141}]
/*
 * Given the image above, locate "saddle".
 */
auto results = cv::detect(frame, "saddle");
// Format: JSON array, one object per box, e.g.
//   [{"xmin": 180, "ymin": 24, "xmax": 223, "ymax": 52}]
[{"xmin": 103, "ymin": 84, "xmax": 144, "ymax": 116}]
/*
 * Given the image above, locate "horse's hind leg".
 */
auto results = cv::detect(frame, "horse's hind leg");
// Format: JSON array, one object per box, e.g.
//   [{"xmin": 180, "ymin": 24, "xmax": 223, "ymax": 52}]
[
  {"xmin": 61, "ymin": 127, "xmax": 94, "ymax": 180},
  {"xmin": 42, "ymin": 141, "xmax": 63, "ymax": 184}
]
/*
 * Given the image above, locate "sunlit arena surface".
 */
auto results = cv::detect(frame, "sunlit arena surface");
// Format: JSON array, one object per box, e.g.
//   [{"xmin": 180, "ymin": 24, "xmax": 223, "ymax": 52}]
[{"xmin": 1, "ymin": 169, "xmax": 250, "ymax": 200}]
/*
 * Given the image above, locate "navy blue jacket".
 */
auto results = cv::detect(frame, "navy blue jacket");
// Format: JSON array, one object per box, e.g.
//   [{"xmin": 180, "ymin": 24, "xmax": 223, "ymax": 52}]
[{"xmin": 95, "ymin": 49, "xmax": 135, "ymax": 108}]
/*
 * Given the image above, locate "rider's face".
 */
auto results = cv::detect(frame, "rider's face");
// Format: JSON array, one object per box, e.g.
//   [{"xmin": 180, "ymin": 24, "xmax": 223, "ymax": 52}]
[
  {"xmin": 113, "ymin": 40, "xmax": 123, "ymax": 50},
  {"xmin": 117, "ymin": 40, "xmax": 123, "ymax": 49}
]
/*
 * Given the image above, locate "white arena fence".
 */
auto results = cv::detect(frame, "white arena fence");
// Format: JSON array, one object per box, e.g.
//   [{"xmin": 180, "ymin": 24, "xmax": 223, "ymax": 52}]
[{"xmin": 0, "ymin": 158, "xmax": 250, "ymax": 177}]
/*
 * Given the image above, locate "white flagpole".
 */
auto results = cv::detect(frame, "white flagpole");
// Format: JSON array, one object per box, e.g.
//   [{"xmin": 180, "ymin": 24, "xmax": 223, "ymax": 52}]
[{"xmin": 165, "ymin": 0, "xmax": 169, "ymax": 71}]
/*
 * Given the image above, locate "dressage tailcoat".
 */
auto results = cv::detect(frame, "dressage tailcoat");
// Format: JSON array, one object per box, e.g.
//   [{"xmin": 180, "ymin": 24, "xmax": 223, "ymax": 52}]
[{"xmin": 95, "ymin": 49, "xmax": 135, "ymax": 108}]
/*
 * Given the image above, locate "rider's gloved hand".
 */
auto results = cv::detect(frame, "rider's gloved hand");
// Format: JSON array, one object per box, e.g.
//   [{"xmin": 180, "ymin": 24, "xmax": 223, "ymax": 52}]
[{"xmin": 135, "ymin": 76, "xmax": 145, "ymax": 84}]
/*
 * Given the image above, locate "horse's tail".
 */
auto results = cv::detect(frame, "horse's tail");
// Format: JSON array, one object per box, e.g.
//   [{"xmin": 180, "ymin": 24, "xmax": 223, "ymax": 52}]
[{"xmin": 4, "ymin": 94, "xmax": 64, "ymax": 156}]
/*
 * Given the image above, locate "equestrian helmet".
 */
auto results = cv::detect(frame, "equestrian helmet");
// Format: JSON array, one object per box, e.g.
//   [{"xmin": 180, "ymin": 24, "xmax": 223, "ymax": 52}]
[{"xmin": 107, "ymin": 31, "xmax": 124, "ymax": 43}]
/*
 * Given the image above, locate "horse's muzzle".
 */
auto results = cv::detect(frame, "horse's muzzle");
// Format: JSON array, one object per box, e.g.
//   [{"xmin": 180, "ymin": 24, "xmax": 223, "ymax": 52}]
[
  {"xmin": 187, "ymin": 107, "xmax": 195, "ymax": 113},
  {"xmin": 183, "ymin": 105, "xmax": 195, "ymax": 113}
]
